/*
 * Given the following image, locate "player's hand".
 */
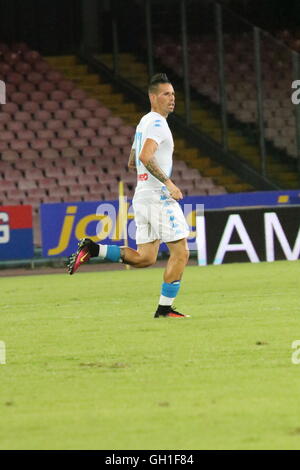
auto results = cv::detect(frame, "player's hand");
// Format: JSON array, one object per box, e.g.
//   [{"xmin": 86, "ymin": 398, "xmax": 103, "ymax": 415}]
[{"xmin": 165, "ymin": 180, "xmax": 183, "ymax": 200}]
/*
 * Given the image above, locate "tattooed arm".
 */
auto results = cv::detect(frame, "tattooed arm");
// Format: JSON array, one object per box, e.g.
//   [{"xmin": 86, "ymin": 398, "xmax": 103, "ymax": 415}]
[
  {"xmin": 128, "ymin": 148, "xmax": 136, "ymax": 171},
  {"xmin": 139, "ymin": 138, "xmax": 183, "ymax": 200}
]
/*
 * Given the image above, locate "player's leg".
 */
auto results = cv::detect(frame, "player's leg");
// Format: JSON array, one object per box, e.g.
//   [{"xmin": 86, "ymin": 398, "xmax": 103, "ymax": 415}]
[
  {"xmin": 67, "ymin": 238, "xmax": 160, "ymax": 274},
  {"xmin": 164, "ymin": 237, "xmax": 190, "ymax": 283},
  {"xmin": 154, "ymin": 239, "xmax": 190, "ymax": 318},
  {"xmin": 121, "ymin": 240, "xmax": 160, "ymax": 268}
]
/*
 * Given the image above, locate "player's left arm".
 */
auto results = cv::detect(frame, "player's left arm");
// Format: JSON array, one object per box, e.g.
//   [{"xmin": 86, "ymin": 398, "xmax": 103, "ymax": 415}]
[{"xmin": 128, "ymin": 148, "xmax": 136, "ymax": 171}]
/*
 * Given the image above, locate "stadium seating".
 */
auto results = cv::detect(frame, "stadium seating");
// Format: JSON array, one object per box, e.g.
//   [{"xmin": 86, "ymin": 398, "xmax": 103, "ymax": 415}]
[
  {"xmin": 154, "ymin": 33, "xmax": 297, "ymax": 159},
  {"xmin": 0, "ymin": 42, "xmax": 227, "ymax": 246}
]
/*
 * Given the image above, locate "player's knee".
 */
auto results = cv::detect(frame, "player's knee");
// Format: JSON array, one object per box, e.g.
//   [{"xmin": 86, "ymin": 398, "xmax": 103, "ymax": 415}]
[
  {"xmin": 135, "ymin": 253, "xmax": 157, "ymax": 268},
  {"xmin": 141, "ymin": 255, "xmax": 157, "ymax": 267},
  {"xmin": 173, "ymin": 248, "xmax": 189, "ymax": 266}
]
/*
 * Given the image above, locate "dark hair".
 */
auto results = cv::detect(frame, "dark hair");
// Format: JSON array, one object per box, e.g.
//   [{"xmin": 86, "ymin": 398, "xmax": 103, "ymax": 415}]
[{"xmin": 148, "ymin": 73, "xmax": 171, "ymax": 93}]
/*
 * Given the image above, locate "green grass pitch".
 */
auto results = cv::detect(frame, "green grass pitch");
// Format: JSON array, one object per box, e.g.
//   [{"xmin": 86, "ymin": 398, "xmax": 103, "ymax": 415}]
[{"xmin": 1, "ymin": 260, "xmax": 300, "ymax": 450}]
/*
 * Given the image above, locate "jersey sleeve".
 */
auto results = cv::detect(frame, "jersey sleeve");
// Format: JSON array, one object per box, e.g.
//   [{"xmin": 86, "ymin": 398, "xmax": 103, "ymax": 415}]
[{"xmin": 145, "ymin": 118, "xmax": 167, "ymax": 146}]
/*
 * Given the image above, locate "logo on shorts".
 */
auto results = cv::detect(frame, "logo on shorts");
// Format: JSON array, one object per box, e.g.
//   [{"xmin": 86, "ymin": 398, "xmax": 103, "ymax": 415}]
[{"xmin": 138, "ymin": 173, "xmax": 148, "ymax": 181}]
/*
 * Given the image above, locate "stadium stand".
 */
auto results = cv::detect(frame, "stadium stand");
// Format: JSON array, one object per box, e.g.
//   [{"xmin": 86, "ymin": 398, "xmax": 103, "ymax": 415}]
[
  {"xmin": 95, "ymin": 24, "xmax": 300, "ymax": 191},
  {"xmin": 0, "ymin": 43, "xmax": 232, "ymax": 243}
]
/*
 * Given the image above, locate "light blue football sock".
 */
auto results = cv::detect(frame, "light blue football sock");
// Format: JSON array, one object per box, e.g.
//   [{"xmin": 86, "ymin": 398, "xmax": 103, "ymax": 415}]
[
  {"xmin": 159, "ymin": 280, "xmax": 181, "ymax": 306},
  {"xmin": 99, "ymin": 244, "xmax": 121, "ymax": 262}
]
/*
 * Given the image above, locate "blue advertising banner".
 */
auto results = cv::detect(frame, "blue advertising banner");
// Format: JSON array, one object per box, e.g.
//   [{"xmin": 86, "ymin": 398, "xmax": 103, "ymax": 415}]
[
  {"xmin": 40, "ymin": 190, "xmax": 300, "ymax": 258},
  {"xmin": 40, "ymin": 197, "xmax": 204, "ymax": 257}
]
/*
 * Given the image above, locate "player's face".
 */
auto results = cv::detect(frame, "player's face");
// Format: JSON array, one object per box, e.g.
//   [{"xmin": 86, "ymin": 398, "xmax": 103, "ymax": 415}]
[{"xmin": 151, "ymin": 83, "xmax": 175, "ymax": 117}]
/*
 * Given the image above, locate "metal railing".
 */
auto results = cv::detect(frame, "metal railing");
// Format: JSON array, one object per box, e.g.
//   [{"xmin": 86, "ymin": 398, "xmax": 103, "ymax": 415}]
[{"xmin": 85, "ymin": 0, "xmax": 300, "ymax": 187}]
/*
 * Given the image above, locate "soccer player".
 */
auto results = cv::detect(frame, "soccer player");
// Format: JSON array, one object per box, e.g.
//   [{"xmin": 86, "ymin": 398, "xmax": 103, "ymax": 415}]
[{"xmin": 67, "ymin": 73, "xmax": 190, "ymax": 318}]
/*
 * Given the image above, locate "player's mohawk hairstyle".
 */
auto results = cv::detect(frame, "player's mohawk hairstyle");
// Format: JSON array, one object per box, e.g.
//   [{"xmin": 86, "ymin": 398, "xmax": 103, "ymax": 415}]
[{"xmin": 148, "ymin": 73, "xmax": 171, "ymax": 93}]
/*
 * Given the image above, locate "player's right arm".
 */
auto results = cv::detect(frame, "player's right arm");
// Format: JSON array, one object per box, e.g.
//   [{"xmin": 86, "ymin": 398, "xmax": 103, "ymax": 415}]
[
  {"xmin": 128, "ymin": 148, "xmax": 136, "ymax": 171},
  {"xmin": 139, "ymin": 138, "xmax": 183, "ymax": 200}
]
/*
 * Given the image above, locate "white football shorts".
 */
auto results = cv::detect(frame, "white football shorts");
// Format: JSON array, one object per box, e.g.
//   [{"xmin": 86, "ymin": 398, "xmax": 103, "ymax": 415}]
[{"xmin": 132, "ymin": 188, "xmax": 190, "ymax": 245}]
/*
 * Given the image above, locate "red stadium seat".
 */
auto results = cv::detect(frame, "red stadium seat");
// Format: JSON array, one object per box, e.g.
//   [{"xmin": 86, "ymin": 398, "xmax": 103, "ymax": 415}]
[
  {"xmin": 44, "ymin": 167, "xmax": 65, "ymax": 178},
  {"xmin": 38, "ymin": 81, "xmax": 56, "ymax": 93},
  {"xmin": 119, "ymin": 125, "xmax": 135, "ymax": 138},
  {"xmin": 36, "ymin": 129, "xmax": 55, "ymax": 140},
  {"xmin": 6, "ymin": 72, "xmax": 23, "ymax": 85},
  {"xmin": 34, "ymin": 110, "xmax": 52, "ymax": 122},
  {"xmin": 0, "ymin": 141, "xmax": 9, "ymax": 151},
  {"xmin": 30, "ymin": 91, "xmax": 47, "ymax": 103},
  {"xmin": 28, "ymin": 71, "xmax": 43, "ymax": 84},
  {"xmin": 57, "ymin": 176, "xmax": 78, "ymax": 187},
  {"xmin": 42, "ymin": 100, "xmax": 60, "ymax": 112},
  {"xmin": 69, "ymin": 184, "xmax": 88, "ymax": 196},
  {"xmin": 61, "ymin": 147, "xmax": 80, "ymax": 159},
  {"xmin": 11, "ymin": 140, "xmax": 29, "ymax": 151},
  {"xmin": 111, "ymin": 135, "xmax": 129, "ymax": 146},
  {"xmin": 1, "ymin": 180, "xmax": 17, "ymax": 190},
  {"xmin": 63, "ymin": 99, "xmax": 79, "ymax": 111},
  {"xmin": 11, "ymin": 92, "xmax": 27, "ymax": 105},
  {"xmin": 50, "ymin": 90, "xmax": 68, "ymax": 102},
  {"xmin": 93, "ymin": 107, "xmax": 111, "ymax": 119},
  {"xmin": 27, "ymin": 120, "xmax": 44, "ymax": 131},
  {"xmin": 81, "ymin": 129, "xmax": 99, "ymax": 141},
  {"xmin": 58, "ymin": 80, "xmax": 75, "ymax": 92},
  {"xmin": 0, "ymin": 63, "xmax": 11, "ymax": 75},
  {"xmin": 81, "ymin": 146, "xmax": 102, "ymax": 158},
  {"xmin": 7, "ymin": 188, "xmax": 24, "ymax": 201},
  {"xmin": 24, "ymin": 50, "xmax": 41, "ymax": 64},
  {"xmin": 23, "ymin": 101, "xmax": 40, "ymax": 113},
  {"xmin": 18, "ymin": 180, "xmax": 38, "ymax": 190},
  {"xmin": 4, "ymin": 169, "xmax": 23, "ymax": 181},
  {"xmin": 24, "ymin": 168, "xmax": 44, "ymax": 180},
  {"xmin": 5, "ymin": 83, "xmax": 17, "ymax": 96},
  {"xmin": 2, "ymin": 103, "xmax": 18, "ymax": 114},
  {"xmin": 34, "ymin": 60, "xmax": 51, "ymax": 74},
  {"xmin": 17, "ymin": 130, "xmax": 35, "ymax": 140},
  {"xmin": 64, "ymin": 166, "xmax": 84, "ymax": 177},
  {"xmin": 14, "ymin": 160, "xmax": 34, "ymax": 171},
  {"xmin": 1, "ymin": 131, "xmax": 15, "ymax": 142},
  {"xmin": 41, "ymin": 148, "xmax": 60, "ymax": 160},
  {"xmin": 70, "ymin": 88, "xmax": 87, "ymax": 100},
  {"xmin": 0, "ymin": 160, "xmax": 12, "ymax": 172},
  {"xmin": 46, "ymin": 70, "xmax": 64, "ymax": 82},
  {"xmin": 54, "ymin": 109, "xmax": 71, "ymax": 121},
  {"xmin": 87, "ymin": 117, "xmax": 102, "ymax": 129},
  {"xmin": 57, "ymin": 128, "xmax": 76, "ymax": 139},
  {"xmin": 47, "ymin": 187, "xmax": 68, "ymax": 198},
  {"xmin": 0, "ymin": 112, "xmax": 10, "ymax": 123},
  {"xmin": 77, "ymin": 174, "xmax": 99, "ymax": 185},
  {"xmin": 98, "ymin": 127, "xmax": 116, "ymax": 137},
  {"xmin": 19, "ymin": 82, "xmax": 36, "ymax": 94},
  {"xmin": 46, "ymin": 119, "xmax": 63, "ymax": 131},
  {"xmin": 82, "ymin": 98, "xmax": 100, "ymax": 110},
  {"xmin": 90, "ymin": 136, "xmax": 109, "ymax": 147},
  {"xmin": 66, "ymin": 119, "xmax": 84, "ymax": 129},
  {"xmin": 20, "ymin": 149, "xmax": 39, "ymax": 160},
  {"xmin": 73, "ymin": 108, "xmax": 92, "ymax": 120},
  {"xmin": 34, "ymin": 158, "xmax": 56, "ymax": 169},
  {"xmin": 15, "ymin": 111, "xmax": 31, "ymax": 122},
  {"xmin": 31, "ymin": 139, "xmax": 48, "ymax": 151},
  {"xmin": 46, "ymin": 196, "xmax": 63, "ymax": 203},
  {"xmin": 7, "ymin": 121, "xmax": 25, "ymax": 132},
  {"xmin": 51, "ymin": 139, "xmax": 68, "ymax": 150},
  {"xmin": 15, "ymin": 62, "xmax": 32, "ymax": 74},
  {"xmin": 106, "ymin": 116, "xmax": 123, "ymax": 127},
  {"xmin": 38, "ymin": 178, "xmax": 58, "ymax": 189}
]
